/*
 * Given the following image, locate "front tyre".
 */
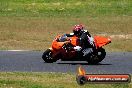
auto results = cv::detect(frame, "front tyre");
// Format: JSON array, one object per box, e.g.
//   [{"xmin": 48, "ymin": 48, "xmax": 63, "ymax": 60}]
[{"xmin": 42, "ymin": 49, "xmax": 56, "ymax": 63}]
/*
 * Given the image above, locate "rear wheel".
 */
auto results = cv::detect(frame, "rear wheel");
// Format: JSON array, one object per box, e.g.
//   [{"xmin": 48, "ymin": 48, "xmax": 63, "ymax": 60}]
[
  {"xmin": 97, "ymin": 48, "xmax": 106, "ymax": 62},
  {"xmin": 87, "ymin": 54, "xmax": 100, "ymax": 64},
  {"xmin": 87, "ymin": 48, "xmax": 106, "ymax": 64},
  {"xmin": 42, "ymin": 49, "xmax": 57, "ymax": 63}
]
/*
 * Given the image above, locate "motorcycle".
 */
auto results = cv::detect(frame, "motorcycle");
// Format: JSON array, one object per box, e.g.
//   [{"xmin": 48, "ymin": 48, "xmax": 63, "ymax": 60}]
[{"xmin": 42, "ymin": 34, "xmax": 111, "ymax": 64}]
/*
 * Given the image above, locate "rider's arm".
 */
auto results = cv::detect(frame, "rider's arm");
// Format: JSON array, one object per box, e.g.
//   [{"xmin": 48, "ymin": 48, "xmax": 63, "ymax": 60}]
[
  {"xmin": 81, "ymin": 30, "xmax": 95, "ymax": 47},
  {"xmin": 65, "ymin": 33, "xmax": 74, "ymax": 37},
  {"xmin": 79, "ymin": 33, "xmax": 88, "ymax": 46},
  {"xmin": 83, "ymin": 30, "xmax": 91, "ymax": 37}
]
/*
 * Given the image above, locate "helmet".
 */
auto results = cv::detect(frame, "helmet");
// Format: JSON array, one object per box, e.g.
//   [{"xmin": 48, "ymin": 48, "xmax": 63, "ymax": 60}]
[{"xmin": 73, "ymin": 24, "xmax": 84, "ymax": 35}]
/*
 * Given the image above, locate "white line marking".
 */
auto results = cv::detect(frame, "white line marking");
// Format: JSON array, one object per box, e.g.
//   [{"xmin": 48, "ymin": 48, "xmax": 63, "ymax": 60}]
[{"xmin": 0, "ymin": 50, "xmax": 30, "ymax": 51}]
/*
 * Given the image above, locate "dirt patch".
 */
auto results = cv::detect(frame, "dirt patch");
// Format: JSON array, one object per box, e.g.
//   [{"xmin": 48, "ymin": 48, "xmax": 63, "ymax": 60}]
[
  {"xmin": 96, "ymin": 34, "xmax": 132, "ymax": 39},
  {"xmin": 110, "ymin": 34, "xmax": 132, "ymax": 39}
]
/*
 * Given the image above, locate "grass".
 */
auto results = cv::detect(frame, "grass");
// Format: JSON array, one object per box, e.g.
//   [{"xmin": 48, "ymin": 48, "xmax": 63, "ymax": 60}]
[
  {"xmin": 0, "ymin": 16, "xmax": 131, "ymax": 51},
  {"xmin": 0, "ymin": 72, "xmax": 131, "ymax": 88},
  {"xmin": 0, "ymin": 0, "xmax": 132, "ymax": 51},
  {"xmin": 0, "ymin": 0, "xmax": 131, "ymax": 17}
]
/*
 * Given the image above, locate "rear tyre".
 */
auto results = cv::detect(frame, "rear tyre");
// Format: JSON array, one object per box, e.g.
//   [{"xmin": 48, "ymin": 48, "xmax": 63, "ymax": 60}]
[
  {"xmin": 87, "ymin": 54, "xmax": 100, "ymax": 64},
  {"xmin": 42, "ymin": 49, "xmax": 57, "ymax": 63},
  {"xmin": 97, "ymin": 47, "xmax": 106, "ymax": 62},
  {"xmin": 87, "ymin": 47, "xmax": 106, "ymax": 64}
]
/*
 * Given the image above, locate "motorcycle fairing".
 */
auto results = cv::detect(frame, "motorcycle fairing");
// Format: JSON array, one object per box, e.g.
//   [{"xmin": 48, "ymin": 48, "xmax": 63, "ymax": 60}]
[
  {"xmin": 94, "ymin": 36, "xmax": 111, "ymax": 48},
  {"xmin": 52, "ymin": 40, "xmax": 65, "ymax": 50}
]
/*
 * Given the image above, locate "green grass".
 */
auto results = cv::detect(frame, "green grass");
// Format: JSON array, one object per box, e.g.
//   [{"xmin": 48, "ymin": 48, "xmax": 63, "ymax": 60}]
[
  {"xmin": 0, "ymin": 16, "xmax": 131, "ymax": 51},
  {"xmin": 0, "ymin": 72, "xmax": 131, "ymax": 88},
  {"xmin": 0, "ymin": 0, "xmax": 131, "ymax": 17},
  {"xmin": 0, "ymin": 0, "xmax": 132, "ymax": 51}
]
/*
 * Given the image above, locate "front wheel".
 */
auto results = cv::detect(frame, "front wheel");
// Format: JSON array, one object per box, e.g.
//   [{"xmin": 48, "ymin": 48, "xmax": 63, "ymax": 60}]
[{"xmin": 42, "ymin": 49, "xmax": 57, "ymax": 63}]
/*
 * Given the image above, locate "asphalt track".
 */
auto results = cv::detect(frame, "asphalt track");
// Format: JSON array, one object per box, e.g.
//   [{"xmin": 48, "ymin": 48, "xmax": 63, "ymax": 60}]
[{"xmin": 0, "ymin": 51, "xmax": 132, "ymax": 74}]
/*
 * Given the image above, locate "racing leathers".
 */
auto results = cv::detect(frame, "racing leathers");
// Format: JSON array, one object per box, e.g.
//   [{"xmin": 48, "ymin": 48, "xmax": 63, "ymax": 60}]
[{"xmin": 65, "ymin": 30, "xmax": 95, "ymax": 56}]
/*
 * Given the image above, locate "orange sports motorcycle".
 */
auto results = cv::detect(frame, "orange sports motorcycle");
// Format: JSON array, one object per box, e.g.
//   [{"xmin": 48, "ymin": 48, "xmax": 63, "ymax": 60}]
[{"xmin": 42, "ymin": 34, "xmax": 111, "ymax": 64}]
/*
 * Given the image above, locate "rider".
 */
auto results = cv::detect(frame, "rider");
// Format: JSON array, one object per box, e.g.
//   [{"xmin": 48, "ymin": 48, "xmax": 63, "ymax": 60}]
[{"xmin": 66, "ymin": 24, "xmax": 95, "ymax": 56}]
